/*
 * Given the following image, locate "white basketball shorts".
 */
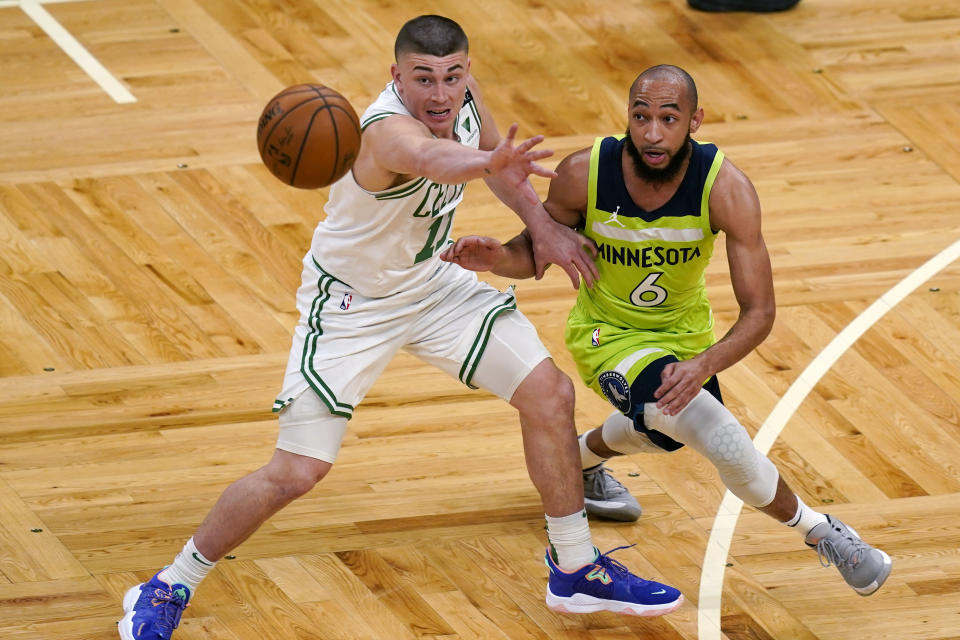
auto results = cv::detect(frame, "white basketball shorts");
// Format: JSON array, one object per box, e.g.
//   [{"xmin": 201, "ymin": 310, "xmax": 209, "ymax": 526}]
[{"xmin": 272, "ymin": 255, "xmax": 550, "ymax": 461}]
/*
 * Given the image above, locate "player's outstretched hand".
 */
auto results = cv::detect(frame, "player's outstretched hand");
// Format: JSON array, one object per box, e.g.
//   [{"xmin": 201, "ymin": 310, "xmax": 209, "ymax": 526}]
[
  {"xmin": 440, "ymin": 236, "xmax": 506, "ymax": 273},
  {"xmin": 488, "ymin": 124, "xmax": 558, "ymax": 198},
  {"xmin": 528, "ymin": 219, "xmax": 598, "ymax": 289}
]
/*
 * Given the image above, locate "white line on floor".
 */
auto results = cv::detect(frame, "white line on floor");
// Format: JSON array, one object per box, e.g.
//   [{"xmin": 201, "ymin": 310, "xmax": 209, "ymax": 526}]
[
  {"xmin": 699, "ymin": 237, "xmax": 960, "ymax": 639},
  {"xmin": 17, "ymin": 0, "xmax": 136, "ymax": 104}
]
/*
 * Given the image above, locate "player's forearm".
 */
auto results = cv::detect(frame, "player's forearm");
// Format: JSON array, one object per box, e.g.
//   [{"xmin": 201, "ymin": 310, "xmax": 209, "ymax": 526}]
[
  {"xmin": 697, "ymin": 305, "xmax": 775, "ymax": 376},
  {"xmin": 491, "ymin": 231, "xmax": 537, "ymax": 279},
  {"xmin": 483, "ymin": 173, "xmax": 553, "ymax": 226},
  {"xmin": 412, "ymin": 140, "xmax": 501, "ymax": 184}
]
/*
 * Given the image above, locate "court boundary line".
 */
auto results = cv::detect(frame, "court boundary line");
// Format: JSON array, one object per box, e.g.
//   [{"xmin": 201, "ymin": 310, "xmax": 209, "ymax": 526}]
[
  {"xmin": 698, "ymin": 237, "xmax": 960, "ymax": 639},
  {"xmin": 14, "ymin": 0, "xmax": 136, "ymax": 104}
]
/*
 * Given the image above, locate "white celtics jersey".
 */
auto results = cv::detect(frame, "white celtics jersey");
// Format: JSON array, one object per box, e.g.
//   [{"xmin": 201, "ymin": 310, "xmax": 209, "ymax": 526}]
[{"xmin": 310, "ymin": 81, "xmax": 483, "ymax": 297}]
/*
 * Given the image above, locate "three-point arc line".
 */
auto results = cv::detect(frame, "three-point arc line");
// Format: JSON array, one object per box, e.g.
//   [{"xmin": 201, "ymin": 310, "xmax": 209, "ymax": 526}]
[{"xmin": 698, "ymin": 237, "xmax": 960, "ymax": 639}]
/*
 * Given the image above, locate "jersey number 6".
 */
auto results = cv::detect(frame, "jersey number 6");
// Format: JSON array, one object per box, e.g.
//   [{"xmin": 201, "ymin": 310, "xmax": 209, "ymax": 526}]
[{"xmin": 630, "ymin": 272, "xmax": 667, "ymax": 307}]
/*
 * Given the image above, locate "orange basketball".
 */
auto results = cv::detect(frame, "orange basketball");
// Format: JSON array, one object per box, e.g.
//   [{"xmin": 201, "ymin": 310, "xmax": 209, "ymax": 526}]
[{"xmin": 256, "ymin": 84, "xmax": 361, "ymax": 189}]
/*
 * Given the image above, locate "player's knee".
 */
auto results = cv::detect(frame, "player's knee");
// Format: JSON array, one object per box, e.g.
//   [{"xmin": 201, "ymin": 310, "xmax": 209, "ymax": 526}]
[
  {"xmin": 543, "ymin": 365, "xmax": 575, "ymax": 416},
  {"xmin": 703, "ymin": 420, "xmax": 777, "ymax": 506},
  {"xmin": 513, "ymin": 360, "xmax": 574, "ymax": 417},
  {"xmin": 644, "ymin": 389, "xmax": 778, "ymax": 507},
  {"xmin": 555, "ymin": 369, "xmax": 576, "ymax": 409},
  {"xmin": 723, "ymin": 450, "xmax": 778, "ymax": 508},
  {"xmin": 286, "ymin": 462, "xmax": 330, "ymax": 498},
  {"xmin": 265, "ymin": 451, "xmax": 332, "ymax": 501}
]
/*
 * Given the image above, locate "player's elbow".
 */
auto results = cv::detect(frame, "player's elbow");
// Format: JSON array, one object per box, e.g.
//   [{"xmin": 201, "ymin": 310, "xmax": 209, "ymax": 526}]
[
  {"xmin": 756, "ymin": 303, "xmax": 776, "ymax": 339},
  {"xmin": 741, "ymin": 298, "xmax": 775, "ymax": 343}
]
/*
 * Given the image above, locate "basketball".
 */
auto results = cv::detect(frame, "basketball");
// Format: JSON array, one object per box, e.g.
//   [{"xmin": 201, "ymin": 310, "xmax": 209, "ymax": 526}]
[{"xmin": 256, "ymin": 84, "xmax": 362, "ymax": 189}]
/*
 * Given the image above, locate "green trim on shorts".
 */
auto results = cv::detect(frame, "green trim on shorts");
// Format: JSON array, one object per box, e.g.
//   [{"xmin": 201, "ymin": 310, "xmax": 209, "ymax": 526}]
[
  {"xmin": 298, "ymin": 260, "xmax": 355, "ymax": 419},
  {"xmin": 458, "ymin": 289, "xmax": 517, "ymax": 389}
]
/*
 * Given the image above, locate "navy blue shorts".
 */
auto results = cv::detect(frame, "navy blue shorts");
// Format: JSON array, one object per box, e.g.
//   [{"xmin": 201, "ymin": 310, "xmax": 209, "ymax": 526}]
[{"xmin": 624, "ymin": 355, "xmax": 724, "ymax": 451}]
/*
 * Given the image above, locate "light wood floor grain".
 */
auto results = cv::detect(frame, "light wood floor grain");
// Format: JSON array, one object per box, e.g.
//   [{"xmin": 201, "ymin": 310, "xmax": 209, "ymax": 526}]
[{"xmin": 1, "ymin": 1, "xmax": 959, "ymax": 638}]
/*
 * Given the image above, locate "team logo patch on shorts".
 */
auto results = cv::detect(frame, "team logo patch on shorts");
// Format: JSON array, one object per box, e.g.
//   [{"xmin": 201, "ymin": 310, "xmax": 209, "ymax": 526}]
[{"xmin": 598, "ymin": 370, "xmax": 631, "ymax": 413}]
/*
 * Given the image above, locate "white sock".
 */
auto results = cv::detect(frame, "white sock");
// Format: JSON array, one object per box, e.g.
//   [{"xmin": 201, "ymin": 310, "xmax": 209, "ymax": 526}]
[
  {"xmin": 157, "ymin": 537, "xmax": 216, "ymax": 593},
  {"xmin": 545, "ymin": 510, "xmax": 597, "ymax": 571},
  {"xmin": 784, "ymin": 496, "xmax": 828, "ymax": 539},
  {"xmin": 578, "ymin": 430, "xmax": 608, "ymax": 470}
]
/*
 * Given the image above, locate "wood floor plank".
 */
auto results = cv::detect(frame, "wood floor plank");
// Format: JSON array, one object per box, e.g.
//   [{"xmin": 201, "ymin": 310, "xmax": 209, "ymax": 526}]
[{"xmin": 1, "ymin": 1, "xmax": 959, "ymax": 638}]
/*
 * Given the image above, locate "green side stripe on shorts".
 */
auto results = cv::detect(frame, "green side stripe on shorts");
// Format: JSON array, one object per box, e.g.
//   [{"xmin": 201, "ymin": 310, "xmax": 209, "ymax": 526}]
[
  {"xmin": 458, "ymin": 291, "xmax": 517, "ymax": 388},
  {"xmin": 299, "ymin": 264, "xmax": 354, "ymax": 419}
]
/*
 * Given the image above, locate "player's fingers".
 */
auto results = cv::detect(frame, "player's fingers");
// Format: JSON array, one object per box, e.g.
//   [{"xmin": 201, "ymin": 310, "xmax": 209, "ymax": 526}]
[
  {"xmin": 534, "ymin": 257, "xmax": 547, "ymax": 280},
  {"xmin": 573, "ymin": 258, "xmax": 594, "ymax": 288},
  {"xmin": 559, "ymin": 262, "xmax": 580, "ymax": 289},
  {"xmin": 456, "ymin": 236, "xmax": 480, "ymax": 253},
  {"xmin": 574, "ymin": 245, "xmax": 599, "ymax": 282},
  {"xmin": 516, "ymin": 135, "xmax": 546, "ymax": 153},
  {"xmin": 667, "ymin": 389, "xmax": 696, "ymax": 416},
  {"xmin": 524, "ymin": 148, "xmax": 553, "ymax": 162},
  {"xmin": 654, "ymin": 383, "xmax": 673, "ymax": 403},
  {"xmin": 660, "ymin": 385, "xmax": 688, "ymax": 415},
  {"xmin": 504, "ymin": 123, "xmax": 519, "ymax": 143},
  {"xmin": 586, "ymin": 258, "xmax": 599, "ymax": 283},
  {"xmin": 530, "ymin": 163, "xmax": 559, "ymax": 179},
  {"xmin": 581, "ymin": 237, "xmax": 599, "ymax": 259},
  {"xmin": 654, "ymin": 367, "xmax": 676, "ymax": 400}
]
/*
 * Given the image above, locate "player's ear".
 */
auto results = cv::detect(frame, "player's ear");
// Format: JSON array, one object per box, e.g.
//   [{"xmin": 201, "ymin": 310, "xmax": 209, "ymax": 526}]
[
  {"xmin": 689, "ymin": 107, "xmax": 704, "ymax": 134},
  {"xmin": 390, "ymin": 63, "xmax": 401, "ymax": 87}
]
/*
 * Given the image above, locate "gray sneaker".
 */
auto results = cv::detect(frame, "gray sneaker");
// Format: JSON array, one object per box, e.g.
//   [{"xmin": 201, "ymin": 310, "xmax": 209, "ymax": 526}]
[
  {"xmin": 582, "ymin": 464, "xmax": 642, "ymax": 522},
  {"xmin": 805, "ymin": 515, "xmax": 892, "ymax": 596}
]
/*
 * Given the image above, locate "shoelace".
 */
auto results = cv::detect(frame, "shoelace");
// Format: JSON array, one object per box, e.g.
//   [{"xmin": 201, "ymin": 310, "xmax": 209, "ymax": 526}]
[
  {"xmin": 151, "ymin": 588, "xmax": 189, "ymax": 634},
  {"xmin": 814, "ymin": 527, "xmax": 865, "ymax": 570},
  {"xmin": 594, "ymin": 544, "xmax": 642, "ymax": 582},
  {"xmin": 586, "ymin": 466, "xmax": 628, "ymax": 499}
]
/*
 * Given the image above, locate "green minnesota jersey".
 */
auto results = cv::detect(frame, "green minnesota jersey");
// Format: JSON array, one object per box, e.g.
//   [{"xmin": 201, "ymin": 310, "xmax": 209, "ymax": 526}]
[{"xmin": 565, "ymin": 136, "xmax": 725, "ymax": 390}]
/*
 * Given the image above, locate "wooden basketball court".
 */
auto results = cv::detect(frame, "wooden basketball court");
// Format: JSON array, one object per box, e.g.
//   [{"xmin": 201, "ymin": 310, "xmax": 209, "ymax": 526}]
[{"xmin": 1, "ymin": 0, "xmax": 959, "ymax": 638}]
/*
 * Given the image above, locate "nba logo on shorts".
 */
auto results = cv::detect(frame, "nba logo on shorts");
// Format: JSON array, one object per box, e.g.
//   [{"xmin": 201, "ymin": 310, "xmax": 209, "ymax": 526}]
[
  {"xmin": 339, "ymin": 293, "xmax": 352, "ymax": 310},
  {"xmin": 591, "ymin": 328, "xmax": 600, "ymax": 347}
]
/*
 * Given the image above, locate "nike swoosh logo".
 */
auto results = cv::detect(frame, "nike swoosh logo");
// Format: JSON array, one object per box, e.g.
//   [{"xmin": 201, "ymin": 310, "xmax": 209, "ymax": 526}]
[
  {"xmin": 192, "ymin": 552, "xmax": 214, "ymax": 566},
  {"xmin": 584, "ymin": 498, "xmax": 627, "ymax": 509},
  {"xmin": 652, "ymin": 589, "xmax": 667, "ymax": 595}
]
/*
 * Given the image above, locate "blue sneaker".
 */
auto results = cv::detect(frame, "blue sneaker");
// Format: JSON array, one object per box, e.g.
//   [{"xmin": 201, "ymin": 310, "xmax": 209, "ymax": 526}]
[
  {"xmin": 545, "ymin": 545, "xmax": 683, "ymax": 616},
  {"xmin": 118, "ymin": 572, "xmax": 191, "ymax": 639}
]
